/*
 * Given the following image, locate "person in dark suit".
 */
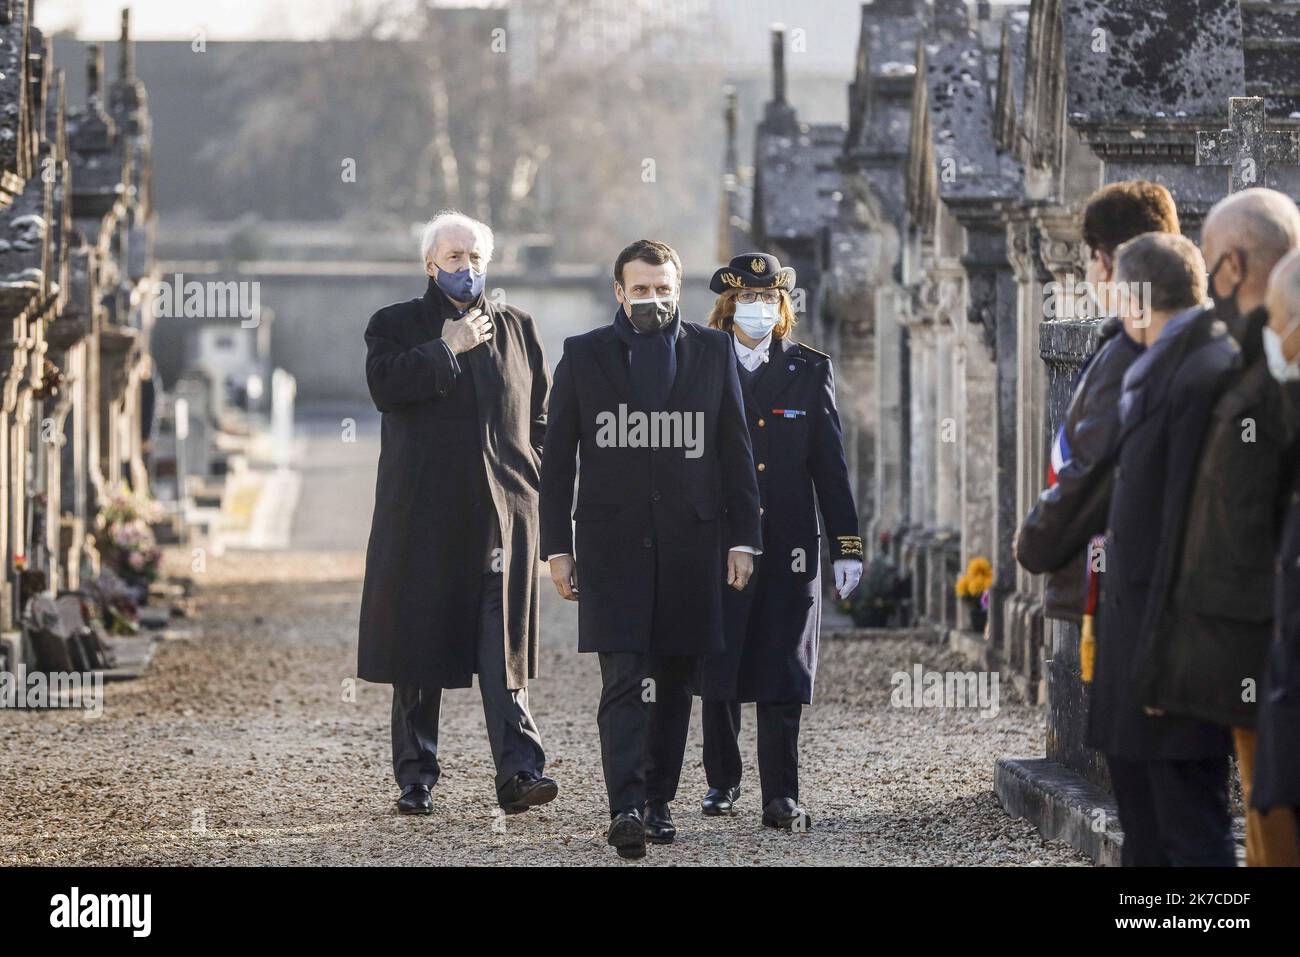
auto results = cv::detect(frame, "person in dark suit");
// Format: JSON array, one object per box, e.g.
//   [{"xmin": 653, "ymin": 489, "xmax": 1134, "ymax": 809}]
[
  {"xmin": 1016, "ymin": 182, "xmax": 1179, "ymax": 623},
  {"xmin": 538, "ymin": 239, "xmax": 762, "ymax": 860},
  {"xmin": 358, "ymin": 211, "xmax": 557, "ymax": 819},
  {"xmin": 697, "ymin": 252, "xmax": 861, "ymax": 831},
  {"xmin": 1253, "ymin": 256, "xmax": 1300, "ymax": 864},
  {"xmin": 1087, "ymin": 233, "xmax": 1239, "ymax": 866}
]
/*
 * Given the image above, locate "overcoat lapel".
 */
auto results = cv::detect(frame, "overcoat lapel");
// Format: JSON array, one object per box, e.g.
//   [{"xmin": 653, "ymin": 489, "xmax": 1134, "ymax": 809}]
[
  {"xmin": 664, "ymin": 322, "xmax": 700, "ymax": 408},
  {"xmin": 461, "ymin": 297, "xmax": 504, "ymax": 415},
  {"xmin": 594, "ymin": 325, "xmax": 635, "ymax": 405}
]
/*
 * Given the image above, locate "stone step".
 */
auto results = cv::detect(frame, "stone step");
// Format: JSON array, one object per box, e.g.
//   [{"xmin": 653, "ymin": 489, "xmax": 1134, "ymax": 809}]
[{"xmin": 996, "ymin": 756, "xmax": 1248, "ymax": 865}]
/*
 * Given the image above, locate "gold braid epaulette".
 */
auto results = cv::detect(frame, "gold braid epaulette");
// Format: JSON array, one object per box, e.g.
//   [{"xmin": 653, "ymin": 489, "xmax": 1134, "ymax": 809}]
[{"xmin": 836, "ymin": 535, "xmax": 864, "ymax": 558}]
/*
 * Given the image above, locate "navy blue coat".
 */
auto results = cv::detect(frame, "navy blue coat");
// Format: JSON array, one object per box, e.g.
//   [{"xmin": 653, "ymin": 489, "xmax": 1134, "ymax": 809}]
[
  {"xmin": 1252, "ymin": 382, "xmax": 1300, "ymax": 810},
  {"xmin": 1087, "ymin": 306, "xmax": 1238, "ymax": 760},
  {"xmin": 701, "ymin": 336, "xmax": 861, "ymax": 704},
  {"xmin": 538, "ymin": 320, "xmax": 762, "ymax": 656}
]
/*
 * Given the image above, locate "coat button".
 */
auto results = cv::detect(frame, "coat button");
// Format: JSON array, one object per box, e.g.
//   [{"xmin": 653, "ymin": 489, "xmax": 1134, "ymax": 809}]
[
  {"xmin": 642, "ymin": 537, "xmax": 653, "ymax": 549},
  {"xmin": 651, "ymin": 491, "xmax": 662, "ymax": 502},
  {"xmin": 757, "ymin": 463, "xmax": 766, "ymax": 472},
  {"xmin": 757, "ymin": 418, "xmax": 765, "ymax": 427}
]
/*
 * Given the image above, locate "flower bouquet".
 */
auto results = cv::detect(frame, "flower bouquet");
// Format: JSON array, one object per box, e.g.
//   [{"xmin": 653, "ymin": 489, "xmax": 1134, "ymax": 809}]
[{"xmin": 955, "ymin": 556, "xmax": 993, "ymax": 632}]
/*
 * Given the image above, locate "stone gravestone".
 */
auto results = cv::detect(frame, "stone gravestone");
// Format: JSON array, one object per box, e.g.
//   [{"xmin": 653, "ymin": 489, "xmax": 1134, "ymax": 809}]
[{"xmin": 1196, "ymin": 95, "xmax": 1300, "ymax": 194}]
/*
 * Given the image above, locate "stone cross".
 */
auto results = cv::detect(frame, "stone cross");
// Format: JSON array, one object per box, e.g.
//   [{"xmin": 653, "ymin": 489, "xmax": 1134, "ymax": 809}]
[{"xmin": 1197, "ymin": 96, "xmax": 1300, "ymax": 193}]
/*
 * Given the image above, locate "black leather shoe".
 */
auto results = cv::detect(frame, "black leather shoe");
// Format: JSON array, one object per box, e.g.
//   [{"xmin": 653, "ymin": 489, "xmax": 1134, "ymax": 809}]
[
  {"xmin": 397, "ymin": 783, "xmax": 433, "ymax": 815},
  {"xmin": 498, "ymin": 771, "xmax": 559, "ymax": 815},
  {"xmin": 702, "ymin": 786, "xmax": 740, "ymax": 817},
  {"xmin": 644, "ymin": 800, "xmax": 676, "ymax": 844},
  {"xmin": 762, "ymin": 797, "xmax": 811, "ymax": 832},
  {"xmin": 607, "ymin": 809, "xmax": 646, "ymax": 859}
]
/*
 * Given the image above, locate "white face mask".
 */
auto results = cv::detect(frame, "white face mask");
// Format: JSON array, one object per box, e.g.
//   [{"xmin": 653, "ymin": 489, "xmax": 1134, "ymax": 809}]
[
  {"xmin": 1263, "ymin": 325, "xmax": 1300, "ymax": 382},
  {"xmin": 732, "ymin": 300, "xmax": 780, "ymax": 339}
]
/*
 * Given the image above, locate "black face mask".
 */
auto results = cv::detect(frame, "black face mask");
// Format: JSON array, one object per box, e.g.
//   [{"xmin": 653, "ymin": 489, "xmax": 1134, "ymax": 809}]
[
  {"xmin": 623, "ymin": 295, "xmax": 676, "ymax": 334},
  {"xmin": 1208, "ymin": 251, "xmax": 1247, "ymax": 341}
]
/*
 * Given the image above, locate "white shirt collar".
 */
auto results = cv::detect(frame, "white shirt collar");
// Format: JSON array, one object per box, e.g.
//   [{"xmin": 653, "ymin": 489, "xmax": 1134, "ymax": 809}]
[{"xmin": 733, "ymin": 331, "xmax": 773, "ymax": 372}]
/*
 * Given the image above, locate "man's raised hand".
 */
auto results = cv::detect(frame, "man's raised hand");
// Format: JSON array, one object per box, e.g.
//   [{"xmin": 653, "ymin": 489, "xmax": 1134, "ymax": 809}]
[{"xmin": 442, "ymin": 308, "xmax": 493, "ymax": 355}]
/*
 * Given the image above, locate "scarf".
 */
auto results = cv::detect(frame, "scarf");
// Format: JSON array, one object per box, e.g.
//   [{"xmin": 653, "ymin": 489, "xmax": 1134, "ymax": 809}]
[{"xmin": 612, "ymin": 304, "xmax": 680, "ymax": 411}]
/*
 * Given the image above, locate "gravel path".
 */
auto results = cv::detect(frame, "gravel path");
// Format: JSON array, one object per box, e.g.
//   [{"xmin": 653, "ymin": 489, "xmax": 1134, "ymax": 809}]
[
  {"xmin": 0, "ymin": 410, "xmax": 1087, "ymax": 866},
  {"xmin": 0, "ymin": 546, "xmax": 1086, "ymax": 866}
]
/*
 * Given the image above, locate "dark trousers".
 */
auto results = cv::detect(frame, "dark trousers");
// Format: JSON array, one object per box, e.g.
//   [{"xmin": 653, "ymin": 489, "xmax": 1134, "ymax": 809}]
[
  {"xmin": 392, "ymin": 574, "xmax": 545, "ymax": 795},
  {"xmin": 596, "ymin": 652, "xmax": 695, "ymax": 815},
  {"xmin": 1106, "ymin": 754, "xmax": 1236, "ymax": 866},
  {"xmin": 702, "ymin": 699, "xmax": 802, "ymax": 804}
]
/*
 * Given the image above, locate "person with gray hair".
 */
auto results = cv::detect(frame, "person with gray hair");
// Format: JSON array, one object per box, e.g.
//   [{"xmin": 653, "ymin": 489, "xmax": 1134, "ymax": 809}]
[
  {"xmin": 357, "ymin": 209, "xmax": 558, "ymax": 818},
  {"xmin": 1086, "ymin": 226, "xmax": 1240, "ymax": 867},
  {"xmin": 1136, "ymin": 188, "xmax": 1300, "ymax": 866}
]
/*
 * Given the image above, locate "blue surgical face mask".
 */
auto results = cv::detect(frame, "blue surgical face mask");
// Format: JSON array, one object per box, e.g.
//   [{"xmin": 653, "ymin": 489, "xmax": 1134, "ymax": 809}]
[
  {"xmin": 732, "ymin": 300, "xmax": 780, "ymax": 339},
  {"xmin": 435, "ymin": 264, "xmax": 485, "ymax": 303},
  {"xmin": 1263, "ymin": 325, "xmax": 1300, "ymax": 382}
]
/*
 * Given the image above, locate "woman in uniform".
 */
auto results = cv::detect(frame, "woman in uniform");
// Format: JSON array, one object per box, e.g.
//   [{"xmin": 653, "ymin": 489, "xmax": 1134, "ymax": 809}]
[{"xmin": 699, "ymin": 252, "xmax": 863, "ymax": 830}]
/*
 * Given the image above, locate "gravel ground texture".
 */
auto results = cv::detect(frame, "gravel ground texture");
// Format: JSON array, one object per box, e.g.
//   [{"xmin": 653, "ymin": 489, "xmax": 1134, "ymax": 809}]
[{"xmin": 0, "ymin": 546, "xmax": 1087, "ymax": 867}]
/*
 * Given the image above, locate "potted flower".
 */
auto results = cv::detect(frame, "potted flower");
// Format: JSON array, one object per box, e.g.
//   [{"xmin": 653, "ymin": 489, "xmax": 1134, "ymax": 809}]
[{"xmin": 955, "ymin": 556, "xmax": 993, "ymax": 632}]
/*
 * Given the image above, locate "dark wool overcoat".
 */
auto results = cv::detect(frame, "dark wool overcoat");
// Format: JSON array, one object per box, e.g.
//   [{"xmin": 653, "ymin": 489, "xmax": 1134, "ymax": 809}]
[
  {"xmin": 357, "ymin": 278, "xmax": 548, "ymax": 690},
  {"xmin": 538, "ymin": 319, "xmax": 762, "ymax": 656},
  {"xmin": 701, "ymin": 335, "xmax": 861, "ymax": 704},
  {"xmin": 1086, "ymin": 306, "xmax": 1237, "ymax": 761},
  {"xmin": 1138, "ymin": 316, "xmax": 1300, "ymax": 728}
]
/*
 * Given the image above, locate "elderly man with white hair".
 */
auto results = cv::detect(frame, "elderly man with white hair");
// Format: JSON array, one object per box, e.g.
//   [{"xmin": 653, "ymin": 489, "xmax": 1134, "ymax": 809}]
[{"xmin": 357, "ymin": 210, "xmax": 557, "ymax": 818}]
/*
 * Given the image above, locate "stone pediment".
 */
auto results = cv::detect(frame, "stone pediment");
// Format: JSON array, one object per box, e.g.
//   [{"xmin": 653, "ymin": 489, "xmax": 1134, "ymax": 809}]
[
  {"xmin": 993, "ymin": 12, "xmax": 1030, "ymax": 153},
  {"xmin": 1061, "ymin": 0, "xmax": 1244, "ymax": 124},
  {"xmin": 756, "ymin": 121, "xmax": 846, "ymax": 244},
  {"xmin": 926, "ymin": 38, "xmax": 1022, "ymax": 202},
  {"xmin": 0, "ymin": 3, "xmax": 32, "ymax": 189},
  {"xmin": 846, "ymin": 0, "xmax": 926, "ymax": 154},
  {"xmin": 908, "ymin": 30, "xmax": 1021, "ymax": 238},
  {"xmin": 0, "ymin": 162, "xmax": 50, "ymax": 292}
]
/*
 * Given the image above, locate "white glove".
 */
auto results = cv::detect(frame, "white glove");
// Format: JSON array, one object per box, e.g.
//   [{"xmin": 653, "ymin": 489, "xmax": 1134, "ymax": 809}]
[{"xmin": 834, "ymin": 559, "xmax": 863, "ymax": 600}]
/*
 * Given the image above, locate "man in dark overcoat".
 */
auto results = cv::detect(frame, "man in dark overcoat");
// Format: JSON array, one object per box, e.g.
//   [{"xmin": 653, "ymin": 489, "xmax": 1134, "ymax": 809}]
[
  {"xmin": 357, "ymin": 211, "xmax": 557, "ymax": 817},
  {"xmin": 1087, "ymin": 233, "xmax": 1238, "ymax": 866},
  {"xmin": 538, "ymin": 239, "xmax": 762, "ymax": 860}
]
